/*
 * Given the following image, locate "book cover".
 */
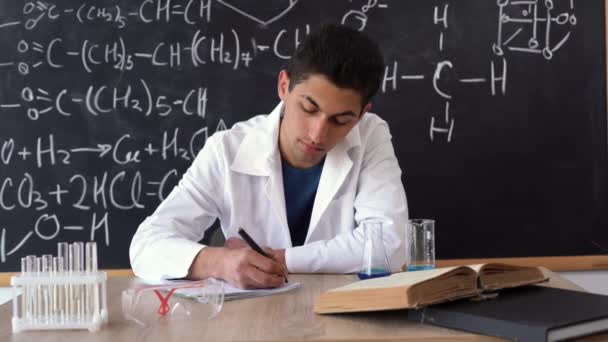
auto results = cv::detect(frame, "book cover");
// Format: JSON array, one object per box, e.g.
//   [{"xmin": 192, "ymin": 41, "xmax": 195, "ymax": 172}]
[{"xmin": 408, "ymin": 286, "xmax": 608, "ymax": 342}]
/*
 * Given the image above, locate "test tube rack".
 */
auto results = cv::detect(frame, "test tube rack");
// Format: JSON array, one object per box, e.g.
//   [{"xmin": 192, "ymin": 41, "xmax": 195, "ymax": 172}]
[{"xmin": 10, "ymin": 242, "xmax": 108, "ymax": 332}]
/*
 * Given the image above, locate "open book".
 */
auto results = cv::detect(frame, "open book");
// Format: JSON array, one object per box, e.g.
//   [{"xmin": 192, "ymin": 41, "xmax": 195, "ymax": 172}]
[{"xmin": 314, "ymin": 263, "xmax": 548, "ymax": 314}]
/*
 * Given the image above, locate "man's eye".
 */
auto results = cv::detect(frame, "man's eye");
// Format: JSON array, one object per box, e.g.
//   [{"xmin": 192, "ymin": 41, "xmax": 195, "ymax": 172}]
[
  {"xmin": 333, "ymin": 118, "xmax": 351, "ymax": 126},
  {"xmin": 301, "ymin": 104, "xmax": 316, "ymax": 113}
]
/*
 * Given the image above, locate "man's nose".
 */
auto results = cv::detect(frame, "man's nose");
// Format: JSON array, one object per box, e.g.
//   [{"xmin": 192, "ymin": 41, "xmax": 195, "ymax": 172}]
[{"xmin": 309, "ymin": 118, "xmax": 328, "ymax": 145}]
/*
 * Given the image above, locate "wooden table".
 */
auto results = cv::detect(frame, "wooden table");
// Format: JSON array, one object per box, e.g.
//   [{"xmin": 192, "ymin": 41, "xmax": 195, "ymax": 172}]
[{"xmin": 1, "ymin": 270, "xmax": 607, "ymax": 342}]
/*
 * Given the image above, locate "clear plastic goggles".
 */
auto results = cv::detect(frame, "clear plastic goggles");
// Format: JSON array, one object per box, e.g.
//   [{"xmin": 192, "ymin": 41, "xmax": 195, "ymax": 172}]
[{"xmin": 121, "ymin": 278, "xmax": 224, "ymax": 326}]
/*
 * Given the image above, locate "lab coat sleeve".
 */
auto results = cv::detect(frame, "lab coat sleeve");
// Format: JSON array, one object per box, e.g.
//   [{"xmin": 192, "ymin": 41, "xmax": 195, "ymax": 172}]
[
  {"xmin": 129, "ymin": 134, "xmax": 226, "ymax": 282},
  {"xmin": 286, "ymin": 120, "xmax": 408, "ymax": 273}
]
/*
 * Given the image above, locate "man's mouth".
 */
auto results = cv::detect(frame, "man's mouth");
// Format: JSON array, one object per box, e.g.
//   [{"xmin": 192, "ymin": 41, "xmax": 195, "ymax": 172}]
[{"xmin": 299, "ymin": 140, "xmax": 324, "ymax": 153}]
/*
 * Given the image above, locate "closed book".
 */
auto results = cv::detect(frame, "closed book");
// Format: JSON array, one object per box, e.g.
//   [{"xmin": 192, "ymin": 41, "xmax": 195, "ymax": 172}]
[{"xmin": 408, "ymin": 286, "xmax": 608, "ymax": 342}]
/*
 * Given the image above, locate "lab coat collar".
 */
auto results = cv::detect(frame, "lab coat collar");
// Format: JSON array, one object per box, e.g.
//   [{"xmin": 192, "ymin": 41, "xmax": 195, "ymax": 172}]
[
  {"xmin": 230, "ymin": 102, "xmax": 362, "ymax": 176},
  {"xmin": 230, "ymin": 103, "xmax": 283, "ymax": 176}
]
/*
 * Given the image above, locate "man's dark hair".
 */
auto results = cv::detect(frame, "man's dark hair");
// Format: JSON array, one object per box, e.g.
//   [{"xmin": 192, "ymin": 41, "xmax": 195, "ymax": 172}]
[{"xmin": 284, "ymin": 23, "xmax": 385, "ymax": 107}]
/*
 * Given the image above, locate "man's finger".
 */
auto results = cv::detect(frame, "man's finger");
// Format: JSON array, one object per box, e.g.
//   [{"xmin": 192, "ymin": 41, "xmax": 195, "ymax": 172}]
[
  {"xmin": 225, "ymin": 237, "xmax": 248, "ymax": 249},
  {"xmin": 243, "ymin": 265, "xmax": 285, "ymax": 289},
  {"xmin": 248, "ymin": 250, "xmax": 287, "ymax": 276}
]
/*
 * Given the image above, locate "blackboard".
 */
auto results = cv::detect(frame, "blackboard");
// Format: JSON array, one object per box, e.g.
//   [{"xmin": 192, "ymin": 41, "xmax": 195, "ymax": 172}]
[{"xmin": 0, "ymin": 0, "xmax": 606, "ymax": 272}]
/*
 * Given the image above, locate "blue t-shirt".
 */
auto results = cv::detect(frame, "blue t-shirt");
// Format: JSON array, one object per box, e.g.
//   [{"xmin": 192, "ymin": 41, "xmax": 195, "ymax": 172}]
[{"xmin": 281, "ymin": 159, "xmax": 324, "ymax": 247}]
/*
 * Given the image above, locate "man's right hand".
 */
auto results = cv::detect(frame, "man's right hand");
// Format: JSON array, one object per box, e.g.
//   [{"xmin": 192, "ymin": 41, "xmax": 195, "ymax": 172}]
[{"xmin": 187, "ymin": 245, "xmax": 287, "ymax": 289}]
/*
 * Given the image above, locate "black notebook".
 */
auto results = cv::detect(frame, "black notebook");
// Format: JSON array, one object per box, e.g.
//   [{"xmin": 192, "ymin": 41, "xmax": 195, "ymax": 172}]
[{"xmin": 408, "ymin": 286, "xmax": 608, "ymax": 342}]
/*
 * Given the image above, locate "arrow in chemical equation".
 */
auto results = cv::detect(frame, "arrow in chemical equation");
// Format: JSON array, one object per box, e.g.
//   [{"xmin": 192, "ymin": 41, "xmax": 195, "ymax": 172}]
[{"xmin": 70, "ymin": 144, "xmax": 112, "ymax": 158}]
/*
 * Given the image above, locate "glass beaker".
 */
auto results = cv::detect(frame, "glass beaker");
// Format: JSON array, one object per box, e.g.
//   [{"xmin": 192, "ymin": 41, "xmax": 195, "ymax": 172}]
[
  {"xmin": 406, "ymin": 219, "xmax": 435, "ymax": 271},
  {"xmin": 357, "ymin": 221, "xmax": 392, "ymax": 280}
]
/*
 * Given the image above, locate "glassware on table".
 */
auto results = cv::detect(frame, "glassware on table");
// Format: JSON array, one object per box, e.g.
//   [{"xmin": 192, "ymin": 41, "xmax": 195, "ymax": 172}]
[
  {"xmin": 406, "ymin": 219, "xmax": 435, "ymax": 271},
  {"xmin": 11, "ymin": 242, "xmax": 108, "ymax": 333},
  {"xmin": 358, "ymin": 221, "xmax": 392, "ymax": 280}
]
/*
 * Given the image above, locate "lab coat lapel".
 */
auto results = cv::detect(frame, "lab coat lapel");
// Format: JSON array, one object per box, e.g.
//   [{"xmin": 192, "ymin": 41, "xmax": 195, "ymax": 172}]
[
  {"xmin": 230, "ymin": 103, "xmax": 290, "ymax": 245},
  {"xmin": 307, "ymin": 126, "xmax": 360, "ymax": 241},
  {"xmin": 264, "ymin": 155, "xmax": 290, "ymax": 244},
  {"xmin": 230, "ymin": 104, "xmax": 281, "ymax": 177}
]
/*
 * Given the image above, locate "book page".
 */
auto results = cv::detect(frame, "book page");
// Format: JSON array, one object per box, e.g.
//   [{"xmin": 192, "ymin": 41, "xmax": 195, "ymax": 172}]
[
  {"xmin": 468, "ymin": 264, "xmax": 487, "ymax": 273},
  {"xmin": 472, "ymin": 263, "xmax": 544, "ymax": 274},
  {"xmin": 473, "ymin": 263, "xmax": 546, "ymax": 290},
  {"xmin": 468, "ymin": 263, "xmax": 532, "ymax": 273},
  {"xmin": 328, "ymin": 267, "xmax": 462, "ymax": 292}
]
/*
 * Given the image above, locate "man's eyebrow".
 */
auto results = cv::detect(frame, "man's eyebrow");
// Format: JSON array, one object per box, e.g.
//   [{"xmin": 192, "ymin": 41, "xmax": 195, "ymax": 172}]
[
  {"xmin": 301, "ymin": 95, "xmax": 357, "ymax": 117},
  {"xmin": 302, "ymin": 95, "xmax": 320, "ymax": 108}
]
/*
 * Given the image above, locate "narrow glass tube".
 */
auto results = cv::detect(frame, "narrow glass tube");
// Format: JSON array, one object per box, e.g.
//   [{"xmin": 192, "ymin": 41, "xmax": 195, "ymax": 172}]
[
  {"xmin": 68, "ymin": 244, "xmax": 74, "ymax": 274},
  {"xmin": 85, "ymin": 242, "xmax": 92, "ymax": 273},
  {"xmin": 57, "ymin": 242, "xmax": 68, "ymax": 266},
  {"xmin": 89, "ymin": 242, "xmax": 98, "ymax": 272},
  {"xmin": 52, "ymin": 256, "xmax": 58, "ymax": 322},
  {"xmin": 35, "ymin": 257, "xmax": 41, "ymax": 322},
  {"xmin": 57, "ymin": 256, "xmax": 66, "ymax": 322},
  {"xmin": 20, "ymin": 257, "xmax": 27, "ymax": 320},
  {"xmin": 73, "ymin": 243, "xmax": 81, "ymax": 273},
  {"xmin": 74, "ymin": 242, "xmax": 84, "ymax": 273},
  {"xmin": 73, "ymin": 242, "xmax": 83, "ymax": 321},
  {"xmin": 25, "ymin": 256, "xmax": 34, "ymax": 320},
  {"xmin": 56, "ymin": 256, "xmax": 64, "ymax": 273},
  {"xmin": 57, "ymin": 241, "xmax": 70, "ymax": 320},
  {"xmin": 68, "ymin": 244, "xmax": 74, "ymax": 320},
  {"xmin": 26, "ymin": 256, "xmax": 35, "ymax": 271},
  {"xmin": 85, "ymin": 242, "xmax": 92, "ymax": 319},
  {"xmin": 41, "ymin": 255, "xmax": 51, "ymax": 274},
  {"xmin": 87, "ymin": 242, "xmax": 99, "ymax": 319},
  {"xmin": 41, "ymin": 255, "xmax": 52, "ymax": 323}
]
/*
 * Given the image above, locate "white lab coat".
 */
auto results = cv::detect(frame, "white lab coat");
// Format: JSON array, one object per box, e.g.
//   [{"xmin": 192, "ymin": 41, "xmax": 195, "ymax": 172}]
[{"xmin": 130, "ymin": 103, "xmax": 408, "ymax": 281}]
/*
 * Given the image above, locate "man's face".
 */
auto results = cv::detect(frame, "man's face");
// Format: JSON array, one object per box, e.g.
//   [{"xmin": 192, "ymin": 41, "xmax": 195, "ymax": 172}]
[{"xmin": 277, "ymin": 71, "xmax": 371, "ymax": 169}]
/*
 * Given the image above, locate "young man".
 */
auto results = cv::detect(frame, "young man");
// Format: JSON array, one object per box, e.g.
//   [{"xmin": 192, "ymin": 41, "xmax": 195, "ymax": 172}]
[{"xmin": 130, "ymin": 24, "xmax": 408, "ymax": 289}]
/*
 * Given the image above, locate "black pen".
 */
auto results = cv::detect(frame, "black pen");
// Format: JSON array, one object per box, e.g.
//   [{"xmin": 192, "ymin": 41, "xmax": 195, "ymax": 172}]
[{"xmin": 237, "ymin": 228, "xmax": 288, "ymax": 283}]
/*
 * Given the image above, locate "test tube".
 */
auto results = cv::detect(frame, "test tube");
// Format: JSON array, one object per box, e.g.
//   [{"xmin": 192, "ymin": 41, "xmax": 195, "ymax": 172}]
[
  {"xmin": 85, "ymin": 242, "xmax": 91, "ymax": 319},
  {"xmin": 57, "ymin": 243, "xmax": 68, "ymax": 321},
  {"xmin": 73, "ymin": 242, "xmax": 83, "ymax": 321},
  {"xmin": 42, "ymin": 255, "xmax": 52, "ymax": 323},
  {"xmin": 57, "ymin": 242, "xmax": 68, "ymax": 267},
  {"xmin": 86, "ymin": 242, "xmax": 98, "ymax": 319},
  {"xmin": 41, "ymin": 255, "xmax": 51, "ymax": 273},
  {"xmin": 68, "ymin": 244, "xmax": 74, "ymax": 274},
  {"xmin": 68, "ymin": 244, "xmax": 74, "ymax": 320},
  {"xmin": 20, "ymin": 257, "xmax": 27, "ymax": 320},
  {"xmin": 35, "ymin": 256, "xmax": 42, "ymax": 322},
  {"xmin": 52, "ymin": 256, "xmax": 58, "ymax": 322},
  {"xmin": 25, "ymin": 256, "xmax": 35, "ymax": 321},
  {"xmin": 57, "ymin": 255, "xmax": 66, "ymax": 322},
  {"xmin": 86, "ymin": 242, "xmax": 98, "ymax": 272}
]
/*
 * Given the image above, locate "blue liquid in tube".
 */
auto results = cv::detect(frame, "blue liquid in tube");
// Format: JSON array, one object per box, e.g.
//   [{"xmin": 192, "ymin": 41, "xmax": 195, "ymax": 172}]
[{"xmin": 406, "ymin": 264, "xmax": 435, "ymax": 272}]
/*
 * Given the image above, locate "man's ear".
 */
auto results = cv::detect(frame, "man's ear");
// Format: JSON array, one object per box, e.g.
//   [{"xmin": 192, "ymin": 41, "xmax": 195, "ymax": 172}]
[
  {"xmin": 361, "ymin": 102, "xmax": 372, "ymax": 117},
  {"xmin": 277, "ymin": 70, "xmax": 290, "ymax": 101}
]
